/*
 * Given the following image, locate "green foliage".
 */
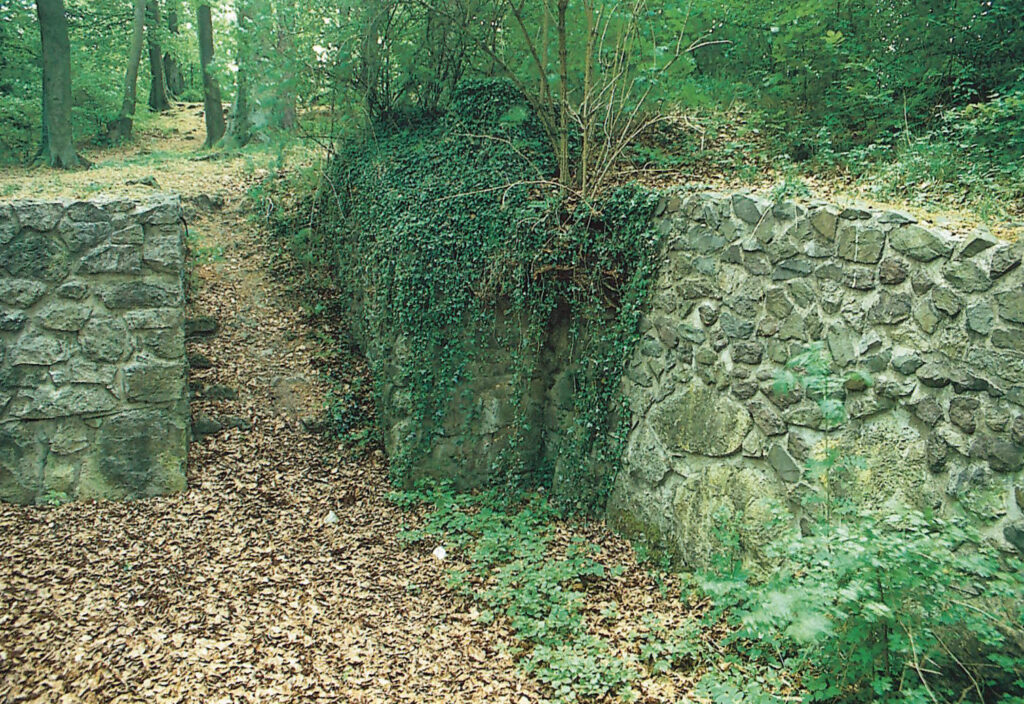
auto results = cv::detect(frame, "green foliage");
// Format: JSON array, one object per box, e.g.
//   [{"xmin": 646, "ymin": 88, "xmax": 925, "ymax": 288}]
[
  {"xmin": 37, "ymin": 489, "xmax": 71, "ymax": 506},
  {"xmin": 700, "ymin": 344, "xmax": 1024, "ymax": 703},
  {"xmin": 395, "ymin": 485, "xmax": 640, "ymax": 702},
  {"xmin": 293, "ymin": 79, "xmax": 661, "ymax": 510}
]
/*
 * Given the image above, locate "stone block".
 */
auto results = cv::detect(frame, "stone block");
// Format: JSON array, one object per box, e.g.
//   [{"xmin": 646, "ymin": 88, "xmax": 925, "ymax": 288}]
[
  {"xmin": 79, "ymin": 243, "xmax": 143, "ymax": 274},
  {"xmin": 143, "ymin": 225, "xmax": 185, "ymax": 272},
  {"xmin": 79, "ymin": 318, "xmax": 127, "ymax": 362},
  {"xmin": 890, "ymin": 224, "xmax": 954, "ymax": 262},
  {"xmin": 97, "ymin": 280, "xmax": 182, "ymax": 309},
  {"xmin": 0, "ymin": 232, "xmax": 70, "ymax": 281},
  {"xmin": 123, "ymin": 356, "xmax": 185, "ymax": 402},
  {"xmin": 37, "ymin": 302, "xmax": 92, "ymax": 332},
  {"xmin": 11, "ymin": 201, "xmax": 64, "ymax": 231},
  {"xmin": 9, "ymin": 385, "xmax": 117, "ymax": 420},
  {"xmin": 836, "ymin": 222, "xmax": 885, "ymax": 263}
]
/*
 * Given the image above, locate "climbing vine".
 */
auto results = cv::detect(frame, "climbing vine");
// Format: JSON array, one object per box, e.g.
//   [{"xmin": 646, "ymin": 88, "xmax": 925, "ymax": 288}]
[{"xmin": 288, "ymin": 79, "xmax": 662, "ymax": 512}]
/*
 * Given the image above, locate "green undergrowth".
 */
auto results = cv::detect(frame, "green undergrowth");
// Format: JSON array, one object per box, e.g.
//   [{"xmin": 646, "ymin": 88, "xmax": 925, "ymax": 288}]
[
  {"xmin": 273, "ymin": 79, "xmax": 663, "ymax": 511},
  {"xmin": 387, "ymin": 344, "xmax": 1024, "ymax": 704},
  {"xmin": 392, "ymin": 451, "xmax": 1024, "ymax": 703}
]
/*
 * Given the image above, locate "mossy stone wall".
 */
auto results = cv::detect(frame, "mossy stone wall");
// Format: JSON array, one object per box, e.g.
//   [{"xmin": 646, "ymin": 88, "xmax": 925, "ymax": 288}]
[
  {"xmin": 609, "ymin": 191, "xmax": 1024, "ymax": 565},
  {"xmin": 0, "ymin": 196, "xmax": 188, "ymax": 503}
]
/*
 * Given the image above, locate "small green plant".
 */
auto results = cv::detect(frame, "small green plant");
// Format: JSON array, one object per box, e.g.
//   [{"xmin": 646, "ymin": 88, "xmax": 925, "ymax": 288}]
[
  {"xmin": 394, "ymin": 486, "xmax": 641, "ymax": 702},
  {"xmin": 635, "ymin": 614, "xmax": 702, "ymax": 675},
  {"xmin": 37, "ymin": 490, "xmax": 71, "ymax": 507}
]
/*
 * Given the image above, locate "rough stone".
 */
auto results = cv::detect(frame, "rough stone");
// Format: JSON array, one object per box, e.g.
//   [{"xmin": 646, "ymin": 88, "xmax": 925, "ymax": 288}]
[
  {"xmin": 697, "ymin": 303, "xmax": 718, "ymax": 327},
  {"xmin": 942, "ymin": 260, "xmax": 992, "ymax": 293},
  {"xmin": 79, "ymin": 243, "xmax": 142, "ymax": 274},
  {"xmin": 878, "ymin": 258, "xmax": 908, "ymax": 285},
  {"xmin": 992, "ymin": 328, "xmax": 1024, "ymax": 352},
  {"xmin": 193, "ymin": 414, "xmax": 223, "ymax": 436},
  {"xmin": 79, "ymin": 318, "xmax": 127, "ymax": 363},
  {"xmin": 996, "ymin": 290, "xmax": 1024, "ymax": 325},
  {"xmin": 58, "ymin": 220, "xmax": 115, "ymax": 252},
  {"xmin": 65, "ymin": 201, "xmax": 110, "ymax": 223},
  {"xmin": 890, "ymin": 224, "xmax": 954, "ymax": 262},
  {"xmin": 37, "ymin": 302, "xmax": 92, "ymax": 332},
  {"xmin": 892, "ymin": 353, "xmax": 924, "ymax": 376},
  {"xmin": 56, "ymin": 280, "xmax": 88, "ymax": 300},
  {"xmin": 747, "ymin": 399, "xmax": 787, "ymax": 436},
  {"xmin": 767, "ymin": 443, "xmax": 801, "ymax": 482},
  {"xmin": 731, "ymin": 341, "xmax": 763, "ymax": 365},
  {"xmin": 81, "ymin": 409, "xmax": 187, "ymax": 498},
  {"xmin": 123, "ymin": 356, "xmax": 185, "ymax": 403},
  {"xmin": 719, "ymin": 310, "xmax": 754, "ymax": 340},
  {"xmin": 958, "ymin": 230, "xmax": 998, "ymax": 259},
  {"xmin": 10, "ymin": 385, "xmax": 117, "ymax": 420},
  {"xmin": 990, "ymin": 244, "xmax": 1022, "ymax": 280},
  {"xmin": 911, "ymin": 396, "xmax": 945, "ymax": 427},
  {"xmin": 0, "ymin": 232, "xmax": 70, "ymax": 282},
  {"xmin": 809, "ymin": 208, "xmax": 838, "ymax": 240},
  {"xmin": 867, "ymin": 292, "xmax": 911, "ymax": 325},
  {"xmin": 9, "ymin": 331, "xmax": 68, "ymax": 366},
  {"xmin": 0, "ymin": 311, "xmax": 28, "ymax": 332},
  {"xmin": 1005, "ymin": 521, "xmax": 1024, "ymax": 554},
  {"xmin": 143, "ymin": 226, "xmax": 185, "ymax": 271},
  {"xmin": 916, "ymin": 362, "xmax": 951, "ymax": 388},
  {"xmin": 732, "ymin": 194, "xmax": 764, "ymax": 224},
  {"xmin": 913, "ymin": 300, "xmax": 941, "ymax": 334},
  {"xmin": 931, "ymin": 287, "xmax": 963, "ymax": 317},
  {"xmin": 949, "ymin": 396, "xmax": 980, "ymax": 434},
  {"xmin": 651, "ymin": 382, "xmax": 752, "ymax": 457},
  {"xmin": 836, "ymin": 222, "xmax": 885, "ymax": 264},
  {"xmin": 0, "ymin": 279, "xmax": 48, "ymax": 307},
  {"xmin": 11, "ymin": 201, "xmax": 64, "ymax": 231},
  {"xmin": 966, "ymin": 303, "xmax": 995, "ymax": 335},
  {"xmin": 97, "ymin": 280, "xmax": 182, "ymax": 309}
]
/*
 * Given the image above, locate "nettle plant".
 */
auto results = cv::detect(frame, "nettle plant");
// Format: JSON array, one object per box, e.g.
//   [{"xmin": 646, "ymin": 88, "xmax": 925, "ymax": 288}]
[{"xmin": 700, "ymin": 343, "xmax": 1024, "ymax": 703}]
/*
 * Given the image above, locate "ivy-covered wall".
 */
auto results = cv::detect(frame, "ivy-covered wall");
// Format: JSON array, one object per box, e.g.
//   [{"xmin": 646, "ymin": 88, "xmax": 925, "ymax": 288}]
[
  {"xmin": 0, "ymin": 196, "xmax": 188, "ymax": 504},
  {"xmin": 350, "ymin": 186, "xmax": 1024, "ymax": 562}
]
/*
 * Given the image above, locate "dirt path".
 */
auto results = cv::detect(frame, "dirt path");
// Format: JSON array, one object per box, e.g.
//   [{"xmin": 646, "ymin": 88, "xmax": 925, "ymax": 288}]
[{"xmin": 0, "ymin": 138, "xmax": 544, "ymax": 703}]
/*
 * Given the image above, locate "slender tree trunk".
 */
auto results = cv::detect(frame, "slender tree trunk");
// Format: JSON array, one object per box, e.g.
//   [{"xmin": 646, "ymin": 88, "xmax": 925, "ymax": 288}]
[
  {"xmin": 146, "ymin": 0, "xmax": 171, "ymax": 111},
  {"xmin": 107, "ymin": 0, "xmax": 147, "ymax": 142},
  {"xmin": 276, "ymin": 17, "xmax": 296, "ymax": 129},
  {"xmin": 226, "ymin": 0, "xmax": 254, "ymax": 145},
  {"xmin": 36, "ymin": 0, "xmax": 79, "ymax": 168},
  {"xmin": 556, "ymin": 0, "xmax": 570, "ymax": 189},
  {"xmin": 197, "ymin": 3, "xmax": 225, "ymax": 147},
  {"xmin": 163, "ymin": 7, "xmax": 185, "ymax": 96}
]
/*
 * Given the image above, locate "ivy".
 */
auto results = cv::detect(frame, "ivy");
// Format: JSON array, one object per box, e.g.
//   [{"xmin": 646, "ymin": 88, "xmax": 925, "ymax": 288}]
[{"xmin": 305, "ymin": 79, "xmax": 662, "ymax": 511}]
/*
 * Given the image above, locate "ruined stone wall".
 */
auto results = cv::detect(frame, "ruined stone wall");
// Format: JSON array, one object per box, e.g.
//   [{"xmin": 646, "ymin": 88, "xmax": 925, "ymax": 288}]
[
  {"xmin": 0, "ymin": 196, "xmax": 188, "ymax": 504},
  {"xmin": 608, "ymin": 191, "xmax": 1024, "ymax": 564},
  {"xmin": 349, "ymin": 187, "xmax": 1024, "ymax": 563}
]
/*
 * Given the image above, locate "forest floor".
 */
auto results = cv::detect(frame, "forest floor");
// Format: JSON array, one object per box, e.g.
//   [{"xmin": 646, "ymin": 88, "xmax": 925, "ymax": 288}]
[{"xmin": 0, "ymin": 106, "xmax": 701, "ymax": 704}]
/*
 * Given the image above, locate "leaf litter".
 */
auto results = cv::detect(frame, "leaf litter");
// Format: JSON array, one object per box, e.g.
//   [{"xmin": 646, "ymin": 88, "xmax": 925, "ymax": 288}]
[{"xmin": 0, "ymin": 111, "xmax": 718, "ymax": 704}]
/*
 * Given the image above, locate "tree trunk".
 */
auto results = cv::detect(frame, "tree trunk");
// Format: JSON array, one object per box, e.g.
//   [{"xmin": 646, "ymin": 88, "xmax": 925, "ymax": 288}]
[
  {"xmin": 226, "ymin": 0, "xmax": 254, "ymax": 145},
  {"xmin": 197, "ymin": 3, "xmax": 225, "ymax": 147},
  {"xmin": 163, "ymin": 7, "xmax": 185, "ymax": 96},
  {"xmin": 146, "ymin": 0, "xmax": 171, "ymax": 111},
  {"xmin": 275, "ymin": 16, "xmax": 296, "ymax": 129},
  {"xmin": 36, "ymin": 0, "xmax": 79, "ymax": 168},
  {"xmin": 556, "ymin": 0, "xmax": 570, "ymax": 189},
  {"xmin": 107, "ymin": 0, "xmax": 147, "ymax": 142}
]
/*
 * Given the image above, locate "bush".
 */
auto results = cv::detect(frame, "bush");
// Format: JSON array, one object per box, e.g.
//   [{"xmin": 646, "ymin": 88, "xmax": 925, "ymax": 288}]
[{"xmin": 700, "ymin": 345, "xmax": 1024, "ymax": 703}]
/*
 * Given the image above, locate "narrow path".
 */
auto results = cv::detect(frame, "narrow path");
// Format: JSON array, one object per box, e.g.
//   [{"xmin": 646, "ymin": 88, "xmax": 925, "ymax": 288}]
[{"xmin": 0, "ymin": 178, "xmax": 541, "ymax": 703}]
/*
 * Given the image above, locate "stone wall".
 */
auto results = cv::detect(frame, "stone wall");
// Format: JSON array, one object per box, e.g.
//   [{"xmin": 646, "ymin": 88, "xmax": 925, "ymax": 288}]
[
  {"xmin": 0, "ymin": 196, "xmax": 188, "ymax": 504},
  {"xmin": 348, "ymin": 188, "xmax": 1024, "ymax": 563},
  {"xmin": 608, "ymin": 191, "xmax": 1024, "ymax": 564}
]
